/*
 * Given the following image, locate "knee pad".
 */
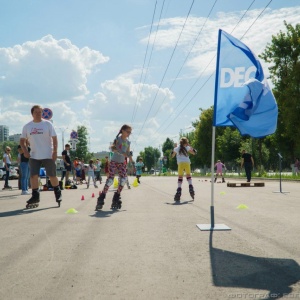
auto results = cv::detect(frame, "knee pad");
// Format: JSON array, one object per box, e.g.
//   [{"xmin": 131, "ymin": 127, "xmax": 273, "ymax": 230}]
[
  {"xmin": 120, "ymin": 177, "xmax": 127, "ymax": 187},
  {"xmin": 106, "ymin": 177, "xmax": 114, "ymax": 187}
]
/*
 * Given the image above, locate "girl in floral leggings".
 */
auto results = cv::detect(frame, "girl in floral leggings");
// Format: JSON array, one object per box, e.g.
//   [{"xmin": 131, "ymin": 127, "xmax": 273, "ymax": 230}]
[{"xmin": 95, "ymin": 124, "xmax": 134, "ymax": 210}]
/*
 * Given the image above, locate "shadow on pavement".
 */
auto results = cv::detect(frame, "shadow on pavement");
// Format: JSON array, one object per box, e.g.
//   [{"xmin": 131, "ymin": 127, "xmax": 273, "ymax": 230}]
[
  {"xmin": 209, "ymin": 232, "xmax": 300, "ymax": 299},
  {"xmin": 90, "ymin": 209, "xmax": 126, "ymax": 218},
  {"xmin": 165, "ymin": 199, "xmax": 194, "ymax": 205},
  {"xmin": 0, "ymin": 206, "xmax": 59, "ymax": 218}
]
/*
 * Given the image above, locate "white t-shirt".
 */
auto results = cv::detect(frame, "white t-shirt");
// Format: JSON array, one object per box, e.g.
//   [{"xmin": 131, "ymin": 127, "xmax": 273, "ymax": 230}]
[
  {"xmin": 174, "ymin": 145, "xmax": 191, "ymax": 163},
  {"xmin": 21, "ymin": 120, "xmax": 57, "ymax": 160},
  {"xmin": 3, "ymin": 153, "xmax": 11, "ymax": 164}
]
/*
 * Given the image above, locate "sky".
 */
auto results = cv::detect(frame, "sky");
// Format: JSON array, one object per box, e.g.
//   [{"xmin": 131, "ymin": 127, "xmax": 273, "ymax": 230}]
[{"xmin": 0, "ymin": 0, "xmax": 299, "ymax": 157}]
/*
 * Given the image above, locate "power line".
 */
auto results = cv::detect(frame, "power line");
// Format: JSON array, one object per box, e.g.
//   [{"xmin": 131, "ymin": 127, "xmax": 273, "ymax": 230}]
[
  {"xmin": 150, "ymin": 0, "xmax": 218, "ymax": 121},
  {"xmin": 153, "ymin": 0, "xmax": 266, "ymax": 137},
  {"xmin": 134, "ymin": 0, "xmax": 195, "ymax": 144},
  {"xmin": 131, "ymin": 0, "xmax": 167, "ymax": 125},
  {"xmin": 131, "ymin": 1, "xmax": 158, "ymax": 124}
]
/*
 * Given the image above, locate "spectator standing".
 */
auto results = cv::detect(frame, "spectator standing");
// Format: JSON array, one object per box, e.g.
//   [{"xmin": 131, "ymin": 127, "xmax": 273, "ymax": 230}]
[
  {"xmin": 18, "ymin": 142, "xmax": 31, "ymax": 195},
  {"xmin": 3, "ymin": 146, "xmax": 12, "ymax": 189},
  {"xmin": 241, "ymin": 150, "xmax": 254, "ymax": 182},
  {"xmin": 87, "ymin": 159, "xmax": 98, "ymax": 188},
  {"xmin": 62, "ymin": 144, "xmax": 71, "ymax": 185},
  {"xmin": 94, "ymin": 159, "xmax": 102, "ymax": 184}
]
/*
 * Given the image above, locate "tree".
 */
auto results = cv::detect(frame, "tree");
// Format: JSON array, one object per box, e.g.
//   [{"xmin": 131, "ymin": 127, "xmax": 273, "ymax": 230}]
[
  {"xmin": 216, "ymin": 127, "xmax": 242, "ymax": 167},
  {"xmin": 138, "ymin": 147, "xmax": 160, "ymax": 172},
  {"xmin": 71, "ymin": 126, "xmax": 92, "ymax": 162},
  {"xmin": 259, "ymin": 21, "xmax": 300, "ymax": 160},
  {"xmin": 162, "ymin": 138, "xmax": 175, "ymax": 169}
]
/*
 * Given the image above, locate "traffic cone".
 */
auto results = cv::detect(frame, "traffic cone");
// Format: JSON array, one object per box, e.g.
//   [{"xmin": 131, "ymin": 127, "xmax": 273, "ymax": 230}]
[
  {"xmin": 65, "ymin": 208, "xmax": 78, "ymax": 214},
  {"xmin": 113, "ymin": 177, "xmax": 118, "ymax": 188},
  {"xmin": 132, "ymin": 178, "xmax": 139, "ymax": 187},
  {"xmin": 81, "ymin": 195, "xmax": 85, "ymax": 201},
  {"xmin": 92, "ymin": 193, "xmax": 95, "ymax": 198}
]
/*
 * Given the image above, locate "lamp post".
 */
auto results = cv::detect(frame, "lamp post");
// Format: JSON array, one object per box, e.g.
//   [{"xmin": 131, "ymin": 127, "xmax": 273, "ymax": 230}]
[{"xmin": 59, "ymin": 127, "xmax": 68, "ymax": 153}]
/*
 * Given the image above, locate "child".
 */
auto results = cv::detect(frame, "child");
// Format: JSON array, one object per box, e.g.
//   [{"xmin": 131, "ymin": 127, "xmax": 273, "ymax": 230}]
[
  {"xmin": 135, "ymin": 157, "xmax": 144, "ymax": 184},
  {"xmin": 171, "ymin": 137, "xmax": 197, "ymax": 201},
  {"xmin": 214, "ymin": 160, "xmax": 226, "ymax": 183},
  {"xmin": 87, "ymin": 160, "xmax": 98, "ymax": 188},
  {"xmin": 75, "ymin": 163, "xmax": 82, "ymax": 185},
  {"xmin": 96, "ymin": 124, "xmax": 134, "ymax": 210}
]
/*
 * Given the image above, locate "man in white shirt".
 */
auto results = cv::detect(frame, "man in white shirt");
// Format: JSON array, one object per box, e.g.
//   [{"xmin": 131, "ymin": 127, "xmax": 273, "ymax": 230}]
[{"xmin": 20, "ymin": 105, "xmax": 62, "ymax": 208}]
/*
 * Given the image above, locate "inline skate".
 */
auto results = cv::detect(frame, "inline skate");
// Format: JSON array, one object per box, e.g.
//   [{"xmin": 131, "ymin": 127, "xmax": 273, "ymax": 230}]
[
  {"xmin": 222, "ymin": 177, "xmax": 225, "ymax": 183},
  {"xmin": 95, "ymin": 192, "xmax": 106, "ymax": 211},
  {"xmin": 189, "ymin": 184, "xmax": 195, "ymax": 200},
  {"xmin": 26, "ymin": 189, "xmax": 40, "ymax": 209},
  {"xmin": 174, "ymin": 187, "xmax": 181, "ymax": 202},
  {"xmin": 54, "ymin": 187, "xmax": 62, "ymax": 207},
  {"xmin": 111, "ymin": 192, "xmax": 122, "ymax": 209}
]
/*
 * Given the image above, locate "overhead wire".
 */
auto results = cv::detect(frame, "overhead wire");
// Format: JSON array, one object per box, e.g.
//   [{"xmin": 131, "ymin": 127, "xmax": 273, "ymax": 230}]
[
  {"xmin": 154, "ymin": 0, "xmax": 268, "ymax": 137},
  {"xmin": 131, "ymin": 0, "xmax": 158, "ymax": 124},
  {"xmin": 133, "ymin": 0, "xmax": 195, "ymax": 145},
  {"xmin": 150, "ymin": 0, "xmax": 218, "ymax": 122},
  {"xmin": 131, "ymin": 0, "xmax": 167, "ymax": 125}
]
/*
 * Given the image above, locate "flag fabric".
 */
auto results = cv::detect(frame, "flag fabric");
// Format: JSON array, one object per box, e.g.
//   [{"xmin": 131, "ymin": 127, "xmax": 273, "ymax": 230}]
[{"xmin": 213, "ymin": 29, "xmax": 278, "ymax": 138}]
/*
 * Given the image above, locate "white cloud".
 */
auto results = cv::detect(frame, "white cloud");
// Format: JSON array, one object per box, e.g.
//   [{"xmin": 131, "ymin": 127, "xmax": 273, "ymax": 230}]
[{"xmin": 0, "ymin": 35, "xmax": 109, "ymax": 103}]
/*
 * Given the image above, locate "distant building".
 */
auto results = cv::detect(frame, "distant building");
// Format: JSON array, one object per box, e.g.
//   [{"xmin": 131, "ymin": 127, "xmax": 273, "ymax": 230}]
[
  {"xmin": 0, "ymin": 125, "xmax": 9, "ymax": 142},
  {"xmin": 9, "ymin": 133, "xmax": 21, "ymax": 143}
]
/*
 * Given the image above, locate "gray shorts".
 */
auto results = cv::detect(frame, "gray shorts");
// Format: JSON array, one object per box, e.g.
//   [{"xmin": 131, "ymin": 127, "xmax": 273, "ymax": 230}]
[{"xmin": 29, "ymin": 158, "xmax": 57, "ymax": 177}]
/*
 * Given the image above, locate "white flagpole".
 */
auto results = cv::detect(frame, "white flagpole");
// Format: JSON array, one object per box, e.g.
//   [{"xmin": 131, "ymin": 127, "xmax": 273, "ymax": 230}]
[
  {"xmin": 210, "ymin": 126, "xmax": 216, "ymax": 228},
  {"xmin": 197, "ymin": 125, "xmax": 231, "ymax": 231},
  {"xmin": 196, "ymin": 29, "xmax": 231, "ymax": 231}
]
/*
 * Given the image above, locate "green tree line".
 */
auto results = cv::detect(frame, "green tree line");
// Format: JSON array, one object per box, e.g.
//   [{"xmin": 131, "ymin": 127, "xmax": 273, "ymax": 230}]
[{"xmin": 138, "ymin": 22, "xmax": 300, "ymax": 173}]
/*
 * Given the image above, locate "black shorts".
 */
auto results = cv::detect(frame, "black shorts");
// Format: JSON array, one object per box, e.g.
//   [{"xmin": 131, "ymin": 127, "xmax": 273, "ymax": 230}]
[
  {"xmin": 30, "ymin": 158, "xmax": 57, "ymax": 177},
  {"xmin": 64, "ymin": 164, "xmax": 72, "ymax": 172}
]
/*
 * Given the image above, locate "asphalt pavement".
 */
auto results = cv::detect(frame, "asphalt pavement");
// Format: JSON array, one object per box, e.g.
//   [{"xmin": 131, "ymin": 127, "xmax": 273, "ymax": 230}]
[{"xmin": 0, "ymin": 176, "xmax": 300, "ymax": 300}]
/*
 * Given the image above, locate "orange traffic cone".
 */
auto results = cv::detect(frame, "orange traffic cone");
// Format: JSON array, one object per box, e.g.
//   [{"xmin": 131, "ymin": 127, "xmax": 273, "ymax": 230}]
[
  {"xmin": 92, "ymin": 193, "xmax": 95, "ymax": 198},
  {"xmin": 81, "ymin": 195, "xmax": 85, "ymax": 201}
]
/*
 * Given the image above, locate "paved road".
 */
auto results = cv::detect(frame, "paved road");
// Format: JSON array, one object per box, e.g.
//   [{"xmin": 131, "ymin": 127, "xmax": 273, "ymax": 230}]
[{"xmin": 0, "ymin": 177, "xmax": 300, "ymax": 300}]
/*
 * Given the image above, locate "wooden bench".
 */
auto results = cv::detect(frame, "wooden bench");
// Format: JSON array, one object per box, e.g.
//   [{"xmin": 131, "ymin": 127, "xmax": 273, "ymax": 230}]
[{"xmin": 227, "ymin": 182, "xmax": 265, "ymax": 187}]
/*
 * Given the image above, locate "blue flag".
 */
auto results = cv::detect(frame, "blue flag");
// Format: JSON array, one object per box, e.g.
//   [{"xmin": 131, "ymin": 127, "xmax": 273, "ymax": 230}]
[{"xmin": 213, "ymin": 29, "xmax": 278, "ymax": 138}]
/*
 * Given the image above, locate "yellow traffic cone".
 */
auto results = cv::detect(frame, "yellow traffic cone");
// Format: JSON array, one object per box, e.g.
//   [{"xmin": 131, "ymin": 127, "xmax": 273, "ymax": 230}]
[
  {"xmin": 236, "ymin": 204, "xmax": 249, "ymax": 210},
  {"xmin": 65, "ymin": 208, "xmax": 78, "ymax": 214},
  {"xmin": 132, "ymin": 178, "xmax": 139, "ymax": 187},
  {"xmin": 113, "ymin": 177, "xmax": 118, "ymax": 188}
]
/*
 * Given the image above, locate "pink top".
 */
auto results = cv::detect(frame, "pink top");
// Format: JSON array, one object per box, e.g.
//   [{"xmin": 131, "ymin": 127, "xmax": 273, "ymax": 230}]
[{"xmin": 215, "ymin": 162, "xmax": 225, "ymax": 172}]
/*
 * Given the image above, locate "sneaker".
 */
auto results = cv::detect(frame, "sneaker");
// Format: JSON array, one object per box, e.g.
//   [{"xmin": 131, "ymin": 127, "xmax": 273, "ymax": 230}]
[{"xmin": 21, "ymin": 190, "xmax": 30, "ymax": 195}]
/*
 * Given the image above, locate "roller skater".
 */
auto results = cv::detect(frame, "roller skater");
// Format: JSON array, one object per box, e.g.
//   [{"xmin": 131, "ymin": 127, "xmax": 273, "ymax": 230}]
[
  {"xmin": 26, "ymin": 189, "xmax": 40, "ymax": 209},
  {"xmin": 95, "ymin": 124, "xmax": 135, "ymax": 211},
  {"xmin": 20, "ymin": 105, "xmax": 63, "ymax": 210},
  {"xmin": 171, "ymin": 137, "xmax": 197, "ymax": 201},
  {"xmin": 135, "ymin": 157, "xmax": 144, "ymax": 184},
  {"xmin": 214, "ymin": 160, "xmax": 226, "ymax": 183},
  {"xmin": 95, "ymin": 192, "xmax": 106, "ymax": 211},
  {"xmin": 174, "ymin": 187, "xmax": 181, "ymax": 202},
  {"xmin": 111, "ymin": 192, "xmax": 122, "ymax": 209},
  {"xmin": 189, "ymin": 184, "xmax": 195, "ymax": 200}
]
